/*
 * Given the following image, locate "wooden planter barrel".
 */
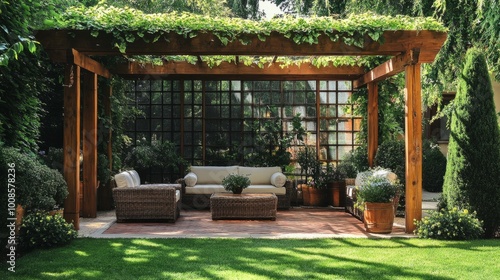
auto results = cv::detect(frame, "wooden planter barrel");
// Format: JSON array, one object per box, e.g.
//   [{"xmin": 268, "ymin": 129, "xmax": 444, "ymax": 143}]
[{"xmin": 363, "ymin": 202, "xmax": 394, "ymax": 233}]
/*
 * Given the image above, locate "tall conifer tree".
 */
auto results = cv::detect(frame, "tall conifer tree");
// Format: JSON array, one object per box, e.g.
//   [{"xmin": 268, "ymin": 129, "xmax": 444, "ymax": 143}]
[{"xmin": 442, "ymin": 48, "xmax": 500, "ymax": 238}]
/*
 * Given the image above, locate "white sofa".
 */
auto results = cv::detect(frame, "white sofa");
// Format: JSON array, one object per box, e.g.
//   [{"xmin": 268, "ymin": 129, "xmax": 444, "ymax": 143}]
[
  {"xmin": 180, "ymin": 166, "xmax": 292, "ymax": 209},
  {"xmin": 112, "ymin": 170, "xmax": 182, "ymax": 222}
]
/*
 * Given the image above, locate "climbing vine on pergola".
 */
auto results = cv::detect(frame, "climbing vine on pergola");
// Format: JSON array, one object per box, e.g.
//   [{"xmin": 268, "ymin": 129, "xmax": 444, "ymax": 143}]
[{"xmin": 36, "ymin": 5, "xmax": 447, "ymax": 233}]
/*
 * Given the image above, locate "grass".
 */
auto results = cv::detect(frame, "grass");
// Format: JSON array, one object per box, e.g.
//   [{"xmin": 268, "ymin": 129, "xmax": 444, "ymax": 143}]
[{"xmin": 2, "ymin": 238, "xmax": 499, "ymax": 279}]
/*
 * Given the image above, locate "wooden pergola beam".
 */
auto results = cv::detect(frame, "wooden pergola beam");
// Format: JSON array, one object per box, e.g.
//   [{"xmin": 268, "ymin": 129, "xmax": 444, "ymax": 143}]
[
  {"xmin": 112, "ymin": 61, "xmax": 365, "ymax": 79},
  {"xmin": 36, "ymin": 30, "xmax": 446, "ymax": 57},
  {"xmin": 71, "ymin": 49, "xmax": 111, "ymax": 79},
  {"xmin": 353, "ymin": 50, "xmax": 420, "ymax": 88}
]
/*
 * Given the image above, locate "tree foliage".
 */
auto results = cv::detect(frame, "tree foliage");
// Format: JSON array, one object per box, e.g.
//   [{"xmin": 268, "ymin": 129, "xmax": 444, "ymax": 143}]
[
  {"xmin": 442, "ymin": 48, "xmax": 500, "ymax": 238},
  {"xmin": 0, "ymin": 0, "xmax": 55, "ymax": 151}
]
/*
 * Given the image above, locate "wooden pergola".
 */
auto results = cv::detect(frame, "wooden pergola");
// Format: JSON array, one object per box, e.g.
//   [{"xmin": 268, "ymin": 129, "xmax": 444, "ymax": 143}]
[{"xmin": 36, "ymin": 28, "xmax": 447, "ymax": 233}]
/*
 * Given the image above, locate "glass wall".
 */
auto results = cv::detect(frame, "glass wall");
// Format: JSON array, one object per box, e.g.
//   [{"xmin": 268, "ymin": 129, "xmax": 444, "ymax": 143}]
[{"xmin": 125, "ymin": 79, "xmax": 361, "ymax": 182}]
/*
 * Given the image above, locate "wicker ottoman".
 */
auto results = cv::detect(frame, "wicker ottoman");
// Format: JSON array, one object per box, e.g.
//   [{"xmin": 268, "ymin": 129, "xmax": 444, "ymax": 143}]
[{"xmin": 210, "ymin": 193, "xmax": 278, "ymax": 220}]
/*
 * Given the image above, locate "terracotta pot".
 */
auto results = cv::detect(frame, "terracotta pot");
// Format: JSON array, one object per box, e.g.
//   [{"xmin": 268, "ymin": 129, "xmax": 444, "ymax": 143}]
[
  {"xmin": 363, "ymin": 202, "xmax": 394, "ymax": 233},
  {"xmin": 308, "ymin": 187, "xmax": 327, "ymax": 207},
  {"xmin": 328, "ymin": 181, "xmax": 347, "ymax": 207}
]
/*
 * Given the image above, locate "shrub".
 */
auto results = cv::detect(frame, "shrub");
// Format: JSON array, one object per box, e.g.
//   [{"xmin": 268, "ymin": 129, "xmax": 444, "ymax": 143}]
[
  {"xmin": 0, "ymin": 146, "xmax": 68, "ymax": 211},
  {"xmin": 19, "ymin": 211, "xmax": 78, "ymax": 250},
  {"xmin": 442, "ymin": 48, "xmax": 500, "ymax": 238},
  {"xmin": 374, "ymin": 139, "xmax": 405, "ymax": 187},
  {"xmin": 414, "ymin": 208, "xmax": 484, "ymax": 240},
  {"xmin": 125, "ymin": 137, "xmax": 188, "ymax": 182},
  {"xmin": 422, "ymin": 140, "xmax": 447, "ymax": 192},
  {"xmin": 337, "ymin": 145, "xmax": 369, "ymax": 178}
]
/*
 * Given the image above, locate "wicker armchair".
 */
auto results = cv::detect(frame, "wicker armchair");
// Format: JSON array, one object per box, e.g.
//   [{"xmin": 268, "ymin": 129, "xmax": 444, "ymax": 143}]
[{"xmin": 113, "ymin": 184, "xmax": 181, "ymax": 222}]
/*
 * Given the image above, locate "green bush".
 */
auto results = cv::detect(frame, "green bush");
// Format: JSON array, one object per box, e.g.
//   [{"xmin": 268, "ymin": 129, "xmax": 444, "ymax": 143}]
[
  {"xmin": 337, "ymin": 145, "xmax": 369, "ymax": 178},
  {"xmin": 414, "ymin": 208, "xmax": 484, "ymax": 240},
  {"xmin": 422, "ymin": 140, "xmax": 447, "ymax": 192},
  {"xmin": 19, "ymin": 212, "xmax": 78, "ymax": 250},
  {"xmin": 374, "ymin": 139, "xmax": 405, "ymax": 187},
  {"xmin": 0, "ymin": 146, "xmax": 68, "ymax": 211}
]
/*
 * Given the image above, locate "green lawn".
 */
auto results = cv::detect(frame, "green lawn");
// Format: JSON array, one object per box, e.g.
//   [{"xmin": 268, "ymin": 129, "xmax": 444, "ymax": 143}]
[{"xmin": 2, "ymin": 238, "xmax": 499, "ymax": 279}]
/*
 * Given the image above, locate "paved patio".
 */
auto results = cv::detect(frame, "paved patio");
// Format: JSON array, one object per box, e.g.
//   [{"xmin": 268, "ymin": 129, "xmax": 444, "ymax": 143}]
[{"xmin": 79, "ymin": 191, "xmax": 439, "ymax": 239}]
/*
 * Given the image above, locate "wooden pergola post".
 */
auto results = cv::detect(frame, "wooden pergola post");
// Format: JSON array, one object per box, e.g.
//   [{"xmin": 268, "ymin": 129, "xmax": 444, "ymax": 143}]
[
  {"xmin": 367, "ymin": 82, "xmax": 379, "ymax": 167},
  {"xmin": 404, "ymin": 61, "xmax": 423, "ymax": 233},
  {"xmin": 103, "ymin": 83, "xmax": 113, "ymax": 171},
  {"xmin": 82, "ymin": 71, "xmax": 98, "ymax": 218},
  {"xmin": 63, "ymin": 64, "xmax": 81, "ymax": 229}
]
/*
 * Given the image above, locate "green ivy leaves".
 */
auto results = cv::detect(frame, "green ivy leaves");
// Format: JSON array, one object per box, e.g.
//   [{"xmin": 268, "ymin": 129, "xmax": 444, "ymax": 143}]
[{"xmin": 46, "ymin": 5, "xmax": 447, "ymax": 53}]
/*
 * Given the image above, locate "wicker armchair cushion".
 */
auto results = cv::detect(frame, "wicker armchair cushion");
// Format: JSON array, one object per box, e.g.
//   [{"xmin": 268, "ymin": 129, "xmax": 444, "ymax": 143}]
[
  {"xmin": 238, "ymin": 166, "xmax": 281, "ymax": 185},
  {"xmin": 115, "ymin": 172, "xmax": 135, "ymax": 188},
  {"xmin": 190, "ymin": 166, "xmax": 238, "ymax": 184},
  {"xmin": 270, "ymin": 172, "xmax": 286, "ymax": 187},
  {"xmin": 184, "ymin": 172, "xmax": 197, "ymax": 187},
  {"xmin": 127, "ymin": 170, "xmax": 141, "ymax": 186}
]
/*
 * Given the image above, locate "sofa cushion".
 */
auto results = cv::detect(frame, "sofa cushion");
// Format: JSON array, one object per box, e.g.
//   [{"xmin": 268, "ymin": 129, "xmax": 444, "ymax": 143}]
[
  {"xmin": 190, "ymin": 166, "xmax": 238, "ymax": 184},
  {"xmin": 127, "ymin": 170, "xmax": 141, "ymax": 187},
  {"xmin": 115, "ymin": 172, "xmax": 135, "ymax": 188},
  {"xmin": 243, "ymin": 185, "xmax": 286, "ymax": 195},
  {"xmin": 184, "ymin": 172, "xmax": 198, "ymax": 187},
  {"xmin": 185, "ymin": 184, "xmax": 226, "ymax": 194},
  {"xmin": 270, "ymin": 172, "xmax": 286, "ymax": 187},
  {"xmin": 175, "ymin": 189, "xmax": 181, "ymax": 202},
  {"xmin": 238, "ymin": 166, "xmax": 281, "ymax": 185}
]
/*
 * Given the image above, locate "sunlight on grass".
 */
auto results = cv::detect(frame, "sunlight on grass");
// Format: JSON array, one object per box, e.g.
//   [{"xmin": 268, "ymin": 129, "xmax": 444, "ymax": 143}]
[
  {"xmin": 131, "ymin": 239, "xmax": 163, "ymax": 247},
  {"xmin": 74, "ymin": 250, "xmax": 89, "ymax": 256},
  {"xmin": 123, "ymin": 257, "xmax": 149, "ymax": 263},
  {"xmin": 42, "ymin": 271, "xmax": 78, "ymax": 277},
  {"xmin": 110, "ymin": 242, "xmax": 123, "ymax": 247},
  {"xmin": 124, "ymin": 248, "xmax": 149, "ymax": 255},
  {"xmin": 186, "ymin": 255, "xmax": 200, "ymax": 261}
]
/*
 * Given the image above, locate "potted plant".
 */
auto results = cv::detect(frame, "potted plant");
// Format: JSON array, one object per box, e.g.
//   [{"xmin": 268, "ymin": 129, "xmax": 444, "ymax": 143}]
[
  {"xmin": 222, "ymin": 174, "xmax": 251, "ymax": 194},
  {"xmin": 325, "ymin": 164, "xmax": 346, "ymax": 207},
  {"xmin": 355, "ymin": 176, "xmax": 400, "ymax": 233}
]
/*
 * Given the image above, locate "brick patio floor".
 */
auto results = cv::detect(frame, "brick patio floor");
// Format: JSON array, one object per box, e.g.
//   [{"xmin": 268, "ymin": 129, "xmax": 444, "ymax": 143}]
[{"xmin": 80, "ymin": 207, "xmax": 413, "ymax": 238}]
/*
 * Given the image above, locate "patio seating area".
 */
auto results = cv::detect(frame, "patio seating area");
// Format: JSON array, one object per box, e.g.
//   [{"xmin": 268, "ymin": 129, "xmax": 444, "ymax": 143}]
[{"xmin": 79, "ymin": 189, "xmax": 439, "ymax": 239}]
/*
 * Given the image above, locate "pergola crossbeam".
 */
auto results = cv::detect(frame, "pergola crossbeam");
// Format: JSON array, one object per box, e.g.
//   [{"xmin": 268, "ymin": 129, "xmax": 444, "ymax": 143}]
[
  {"xmin": 112, "ymin": 61, "xmax": 366, "ymax": 79},
  {"xmin": 70, "ymin": 49, "xmax": 111, "ymax": 78},
  {"xmin": 353, "ymin": 49, "xmax": 420, "ymax": 89}
]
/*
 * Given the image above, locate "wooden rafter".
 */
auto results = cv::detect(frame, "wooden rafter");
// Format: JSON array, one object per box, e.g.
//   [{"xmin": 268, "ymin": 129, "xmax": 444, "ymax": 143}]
[{"xmin": 112, "ymin": 61, "xmax": 366, "ymax": 80}]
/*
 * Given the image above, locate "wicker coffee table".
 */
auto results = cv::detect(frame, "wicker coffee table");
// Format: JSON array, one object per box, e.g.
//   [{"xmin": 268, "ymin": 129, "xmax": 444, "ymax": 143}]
[{"xmin": 210, "ymin": 193, "xmax": 278, "ymax": 220}]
